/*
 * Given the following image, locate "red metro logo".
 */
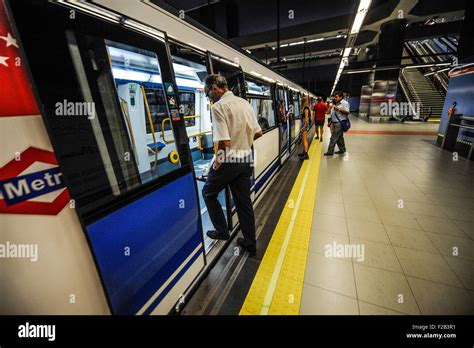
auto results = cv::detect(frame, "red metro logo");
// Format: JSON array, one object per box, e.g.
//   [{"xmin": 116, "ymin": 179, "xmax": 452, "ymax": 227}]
[{"xmin": 0, "ymin": 147, "xmax": 70, "ymax": 215}]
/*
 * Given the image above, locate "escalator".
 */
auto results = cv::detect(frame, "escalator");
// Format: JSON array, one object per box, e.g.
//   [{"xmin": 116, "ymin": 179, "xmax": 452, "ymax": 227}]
[{"xmin": 398, "ymin": 37, "xmax": 457, "ymax": 120}]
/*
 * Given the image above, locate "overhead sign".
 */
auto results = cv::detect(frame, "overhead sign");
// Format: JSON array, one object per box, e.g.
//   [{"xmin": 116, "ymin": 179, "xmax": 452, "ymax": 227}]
[{"xmin": 0, "ymin": 147, "xmax": 70, "ymax": 215}]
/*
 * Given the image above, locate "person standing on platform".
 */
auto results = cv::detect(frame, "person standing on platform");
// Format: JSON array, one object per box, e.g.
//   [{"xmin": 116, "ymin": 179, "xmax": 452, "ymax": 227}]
[
  {"xmin": 313, "ymin": 96, "xmax": 328, "ymax": 142},
  {"xmin": 324, "ymin": 91, "xmax": 349, "ymax": 156},
  {"xmin": 298, "ymin": 96, "xmax": 311, "ymax": 160},
  {"xmin": 202, "ymin": 74, "xmax": 262, "ymax": 256}
]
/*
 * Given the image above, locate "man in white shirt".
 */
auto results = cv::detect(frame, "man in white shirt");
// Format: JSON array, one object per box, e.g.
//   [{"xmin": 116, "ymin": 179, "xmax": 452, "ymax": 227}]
[
  {"xmin": 203, "ymin": 74, "xmax": 263, "ymax": 255},
  {"xmin": 324, "ymin": 91, "xmax": 350, "ymax": 156}
]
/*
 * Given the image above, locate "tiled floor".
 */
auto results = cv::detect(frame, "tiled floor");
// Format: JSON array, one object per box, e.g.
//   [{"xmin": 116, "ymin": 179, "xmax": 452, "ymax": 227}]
[{"xmin": 301, "ymin": 116, "xmax": 474, "ymax": 315}]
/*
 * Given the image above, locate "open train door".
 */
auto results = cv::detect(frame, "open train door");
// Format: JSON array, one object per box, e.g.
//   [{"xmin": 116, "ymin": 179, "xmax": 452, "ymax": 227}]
[
  {"xmin": 207, "ymin": 53, "xmax": 250, "ymax": 234},
  {"xmin": 276, "ymin": 84, "xmax": 291, "ymax": 163}
]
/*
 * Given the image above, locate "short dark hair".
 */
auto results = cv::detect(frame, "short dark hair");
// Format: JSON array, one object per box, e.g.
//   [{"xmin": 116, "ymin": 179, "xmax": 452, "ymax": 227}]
[
  {"xmin": 204, "ymin": 74, "xmax": 228, "ymax": 90},
  {"xmin": 334, "ymin": 91, "xmax": 344, "ymax": 98}
]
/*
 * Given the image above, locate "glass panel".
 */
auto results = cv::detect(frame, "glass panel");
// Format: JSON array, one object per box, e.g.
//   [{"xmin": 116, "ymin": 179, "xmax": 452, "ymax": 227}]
[
  {"xmin": 245, "ymin": 79, "xmax": 271, "ymax": 97},
  {"xmin": 261, "ymin": 99, "xmax": 275, "ymax": 128},
  {"xmin": 105, "ymin": 39, "xmax": 182, "ymax": 182},
  {"xmin": 247, "ymin": 98, "xmax": 275, "ymax": 131}
]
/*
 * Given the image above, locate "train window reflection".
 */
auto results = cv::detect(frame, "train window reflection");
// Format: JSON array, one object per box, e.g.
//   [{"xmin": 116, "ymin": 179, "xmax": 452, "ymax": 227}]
[
  {"xmin": 105, "ymin": 40, "xmax": 182, "ymax": 183},
  {"xmin": 245, "ymin": 77, "xmax": 276, "ymax": 131}
]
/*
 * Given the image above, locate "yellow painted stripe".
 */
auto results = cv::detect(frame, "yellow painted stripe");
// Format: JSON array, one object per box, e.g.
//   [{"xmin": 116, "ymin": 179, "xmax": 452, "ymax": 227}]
[{"xmin": 240, "ymin": 140, "xmax": 323, "ymax": 315}]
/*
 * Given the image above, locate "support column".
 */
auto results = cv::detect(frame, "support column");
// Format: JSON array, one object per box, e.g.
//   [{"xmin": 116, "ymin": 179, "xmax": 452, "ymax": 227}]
[{"xmin": 374, "ymin": 19, "xmax": 406, "ymax": 81}]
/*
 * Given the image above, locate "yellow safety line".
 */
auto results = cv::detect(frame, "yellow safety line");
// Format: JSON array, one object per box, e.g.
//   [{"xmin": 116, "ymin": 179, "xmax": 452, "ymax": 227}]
[{"xmin": 240, "ymin": 139, "xmax": 323, "ymax": 315}]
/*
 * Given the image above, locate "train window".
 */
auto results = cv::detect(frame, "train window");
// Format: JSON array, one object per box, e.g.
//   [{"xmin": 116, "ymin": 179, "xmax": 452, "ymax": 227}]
[
  {"xmin": 61, "ymin": 31, "xmax": 184, "ymax": 215},
  {"xmin": 245, "ymin": 77, "xmax": 276, "ymax": 132},
  {"xmin": 293, "ymin": 92, "xmax": 301, "ymax": 118},
  {"xmin": 210, "ymin": 56, "xmax": 246, "ymax": 98},
  {"xmin": 245, "ymin": 80, "xmax": 271, "ymax": 97},
  {"xmin": 169, "ymin": 45, "xmax": 209, "ymax": 127},
  {"xmin": 105, "ymin": 39, "xmax": 183, "ymax": 181}
]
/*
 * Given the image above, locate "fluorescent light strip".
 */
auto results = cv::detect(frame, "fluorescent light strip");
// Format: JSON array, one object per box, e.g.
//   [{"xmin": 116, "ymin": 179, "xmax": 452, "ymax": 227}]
[
  {"xmin": 406, "ymin": 62, "xmax": 451, "ymax": 69},
  {"xmin": 272, "ymin": 34, "xmax": 347, "ymax": 49},
  {"xmin": 350, "ymin": 0, "xmax": 372, "ymax": 34},
  {"xmin": 330, "ymin": 0, "xmax": 371, "ymax": 95}
]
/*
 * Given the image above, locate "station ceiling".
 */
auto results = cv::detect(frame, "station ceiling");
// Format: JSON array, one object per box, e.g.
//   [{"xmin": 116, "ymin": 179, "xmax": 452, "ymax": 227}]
[{"xmin": 156, "ymin": 0, "xmax": 467, "ymax": 95}]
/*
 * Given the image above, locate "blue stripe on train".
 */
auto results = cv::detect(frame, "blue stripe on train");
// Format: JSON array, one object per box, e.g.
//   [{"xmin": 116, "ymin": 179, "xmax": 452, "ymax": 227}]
[
  {"xmin": 255, "ymin": 160, "xmax": 280, "ymax": 193},
  {"xmin": 142, "ymin": 246, "xmax": 203, "ymax": 315},
  {"xmin": 86, "ymin": 173, "xmax": 203, "ymax": 315},
  {"xmin": 229, "ymin": 159, "xmax": 280, "ymax": 216}
]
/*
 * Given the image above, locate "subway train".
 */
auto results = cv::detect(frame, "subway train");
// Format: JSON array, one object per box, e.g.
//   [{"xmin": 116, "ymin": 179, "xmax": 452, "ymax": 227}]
[{"xmin": 0, "ymin": 0, "xmax": 315, "ymax": 315}]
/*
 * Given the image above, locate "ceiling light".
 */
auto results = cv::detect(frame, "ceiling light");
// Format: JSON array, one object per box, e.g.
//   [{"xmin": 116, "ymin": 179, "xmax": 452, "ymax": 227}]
[{"xmin": 350, "ymin": 0, "xmax": 372, "ymax": 34}]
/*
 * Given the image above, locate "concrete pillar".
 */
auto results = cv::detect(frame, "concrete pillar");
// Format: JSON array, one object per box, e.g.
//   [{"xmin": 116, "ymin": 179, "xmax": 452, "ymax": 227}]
[{"xmin": 374, "ymin": 19, "xmax": 407, "ymax": 81}]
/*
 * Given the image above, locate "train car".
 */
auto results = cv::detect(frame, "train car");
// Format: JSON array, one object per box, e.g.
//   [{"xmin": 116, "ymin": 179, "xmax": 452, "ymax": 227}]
[{"xmin": 0, "ymin": 0, "xmax": 314, "ymax": 315}]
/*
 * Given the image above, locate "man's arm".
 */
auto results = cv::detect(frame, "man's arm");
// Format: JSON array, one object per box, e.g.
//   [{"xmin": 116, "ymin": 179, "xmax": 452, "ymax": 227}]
[
  {"xmin": 335, "ymin": 101, "xmax": 350, "ymax": 115},
  {"xmin": 212, "ymin": 105, "xmax": 231, "ymax": 170},
  {"xmin": 254, "ymin": 130, "xmax": 263, "ymax": 140},
  {"xmin": 335, "ymin": 107, "xmax": 349, "ymax": 115}
]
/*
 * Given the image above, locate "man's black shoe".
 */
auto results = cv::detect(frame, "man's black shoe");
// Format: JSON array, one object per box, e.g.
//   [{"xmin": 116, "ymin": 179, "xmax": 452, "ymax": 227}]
[
  {"xmin": 298, "ymin": 152, "xmax": 305, "ymax": 157},
  {"xmin": 335, "ymin": 150, "xmax": 346, "ymax": 154},
  {"xmin": 324, "ymin": 152, "xmax": 334, "ymax": 156},
  {"xmin": 206, "ymin": 230, "xmax": 230, "ymax": 240},
  {"xmin": 237, "ymin": 238, "xmax": 256, "ymax": 256}
]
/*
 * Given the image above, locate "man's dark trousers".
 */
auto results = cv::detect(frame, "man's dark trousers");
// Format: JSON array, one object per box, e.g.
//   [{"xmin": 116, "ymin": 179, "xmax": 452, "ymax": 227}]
[
  {"xmin": 327, "ymin": 122, "xmax": 346, "ymax": 154},
  {"xmin": 202, "ymin": 162, "xmax": 256, "ymax": 247}
]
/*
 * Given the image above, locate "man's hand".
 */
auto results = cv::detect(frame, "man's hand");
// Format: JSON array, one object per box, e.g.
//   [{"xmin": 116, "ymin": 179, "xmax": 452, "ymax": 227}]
[
  {"xmin": 254, "ymin": 130, "xmax": 263, "ymax": 140},
  {"xmin": 212, "ymin": 161, "xmax": 221, "ymax": 170}
]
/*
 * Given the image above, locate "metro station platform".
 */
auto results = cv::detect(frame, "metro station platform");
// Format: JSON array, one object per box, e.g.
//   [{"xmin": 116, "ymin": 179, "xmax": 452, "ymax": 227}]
[{"xmin": 183, "ymin": 115, "xmax": 474, "ymax": 315}]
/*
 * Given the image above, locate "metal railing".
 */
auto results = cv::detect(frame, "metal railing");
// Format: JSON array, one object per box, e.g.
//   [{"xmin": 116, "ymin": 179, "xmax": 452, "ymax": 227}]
[{"xmin": 161, "ymin": 115, "xmax": 212, "ymax": 150}]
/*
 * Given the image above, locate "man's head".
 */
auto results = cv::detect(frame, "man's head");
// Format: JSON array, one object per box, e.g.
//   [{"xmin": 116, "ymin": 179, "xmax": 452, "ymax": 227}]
[
  {"xmin": 333, "ymin": 91, "xmax": 344, "ymax": 103},
  {"xmin": 204, "ymin": 74, "xmax": 229, "ymax": 103}
]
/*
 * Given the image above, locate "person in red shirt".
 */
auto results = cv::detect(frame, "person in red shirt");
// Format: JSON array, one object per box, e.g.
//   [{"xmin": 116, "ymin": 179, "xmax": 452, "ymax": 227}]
[{"xmin": 313, "ymin": 96, "xmax": 328, "ymax": 141}]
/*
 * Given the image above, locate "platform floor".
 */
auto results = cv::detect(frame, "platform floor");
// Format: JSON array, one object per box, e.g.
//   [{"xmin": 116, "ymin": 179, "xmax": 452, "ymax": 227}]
[
  {"xmin": 300, "ymin": 116, "xmax": 474, "ymax": 315},
  {"xmin": 184, "ymin": 115, "xmax": 474, "ymax": 315}
]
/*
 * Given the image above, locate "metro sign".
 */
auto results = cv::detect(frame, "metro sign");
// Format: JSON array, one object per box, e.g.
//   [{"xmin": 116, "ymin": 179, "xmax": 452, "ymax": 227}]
[{"xmin": 0, "ymin": 147, "xmax": 70, "ymax": 215}]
